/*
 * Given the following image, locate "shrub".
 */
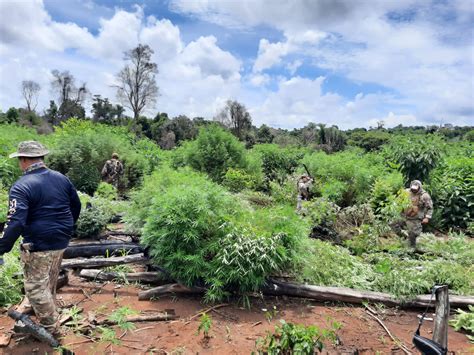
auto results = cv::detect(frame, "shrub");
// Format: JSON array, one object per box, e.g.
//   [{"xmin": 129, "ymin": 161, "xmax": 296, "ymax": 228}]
[
  {"xmin": 46, "ymin": 119, "xmax": 151, "ymax": 194},
  {"xmin": 255, "ymin": 319, "xmax": 340, "ymax": 355},
  {"xmin": 136, "ymin": 168, "xmax": 309, "ymax": 302},
  {"xmin": 75, "ymin": 193, "xmax": 111, "ymax": 238},
  {"xmin": 302, "ymin": 149, "xmax": 389, "ymax": 206},
  {"xmin": 385, "ymin": 134, "xmax": 445, "ymax": 184},
  {"xmin": 222, "ymin": 168, "xmax": 254, "ymax": 192},
  {"xmin": 178, "ymin": 125, "xmax": 247, "ymax": 182},
  {"xmin": 429, "ymin": 155, "xmax": 473, "ymax": 230},
  {"xmin": 369, "ymin": 172, "xmax": 404, "ymax": 216},
  {"xmin": 464, "ymin": 130, "xmax": 474, "ymax": 142},
  {"xmin": 0, "ymin": 182, "xmax": 8, "ymax": 224},
  {"xmin": 348, "ymin": 130, "xmax": 391, "ymax": 152},
  {"xmin": 250, "ymin": 144, "xmax": 304, "ymax": 188},
  {"xmin": 0, "ymin": 245, "xmax": 23, "ymax": 307},
  {"xmin": 449, "ymin": 306, "xmax": 474, "ymax": 342},
  {"xmin": 94, "ymin": 182, "xmax": 118, "ymax": 200}
]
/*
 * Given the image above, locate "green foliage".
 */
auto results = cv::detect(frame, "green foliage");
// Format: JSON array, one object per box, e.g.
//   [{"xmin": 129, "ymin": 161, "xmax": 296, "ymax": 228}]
[
  {"xmin": 75, "ymin": 193, "xmax": 111, "ymax": 238},
  {"xmin": 429, "ymin": 155, "xmax": 473, "ymax": 230},
  {"xmin": 177, "ymin": 125, "xmax": 247, "ymax": 182},
  {"xmin": 0, "ymin": 245, "xmax": 23, "ymax": 307},
  {"xmin": 94, "ymin": 182, "xmax": 118, "ymax": 200},
  {"xmin": 0, "ymin": 182, "xmax": 8, "ymax": 224},
  {"xmin": 251, "ymin": 144, "xmax": 304, "ymax": 188},
  {"xmin": 449, "ymin": 306, "xmax": 474, "ymax": 343},
  {"xmin": 136, "ymin": 168, "xmax": 308, "ymax": 302},
  {"xmin": 386, "ymin": 135, "xmax": 445, "ymax": 184},
  {"xmin": 46, "ymin": 119, "xmax": 151, "ymax": 194},
  {"xmin": 464, "ymin": 130, "xmax": 474, "ymax": 142},
  {"xmin": 295, "ymin": 239, "xmax": 375, "ymax": 290},
  {"xmin": 108, "ymin": 306, "xmax": 138, "ymax": 331},
  {"xmin": 255, "ymin": 319, "xmax": 340, "ymax": 355},
  {"xmin": 196, "ymin": 313, "xmax": 212, "ymax": 338},
  {"xmin": 348, "ymin": 130, "xmax": 391, "ymax": 152},
  {"xmin": 369, "ymin": 172, "xmax": 405, "ymax": 216},
  {"xmin": 303, "ymin": 149, "xmax": 389, "ymax": 206},
  {"xmin": 222, "ymin": 168, "xmax": 254, "ymax": 192}
]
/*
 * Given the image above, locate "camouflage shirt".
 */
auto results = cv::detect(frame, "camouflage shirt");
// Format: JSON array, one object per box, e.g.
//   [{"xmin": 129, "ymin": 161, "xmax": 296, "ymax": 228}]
[
  {"xmin": 101, "ymin": 159, "xmax": 123, "ymax": 183},
  {"xmin": 404, "ymin": 180, "xmax": 433, "ymax": 220}
]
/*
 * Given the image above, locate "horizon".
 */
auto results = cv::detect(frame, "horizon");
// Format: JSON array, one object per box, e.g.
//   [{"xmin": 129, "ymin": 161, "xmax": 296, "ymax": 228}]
[{"xmin": 0, "ymin": 0, "xmax": 473, "ymax": 129}]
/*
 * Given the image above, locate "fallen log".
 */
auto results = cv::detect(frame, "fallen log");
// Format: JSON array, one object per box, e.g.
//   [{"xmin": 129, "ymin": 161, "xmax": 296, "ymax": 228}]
[
  {"xmin": 138, "ymin": 279, "xmax": 474, "ymax": 308},
  {"xmin": 61, "ymin": 253, "xmax": 148, "ymax": 269},
  {"xmin": 79, "ymin": 269, "xmax": 171, "ymax": 285},
  {"xmin": 63, "ymin": 242, "xmax": 143, "ymax": 259},
  {"xmin": 98, "ymin": 312, "xmax": 179, "ymax": 325},
  {"xmin": 138, "ymin": 283, "xmax": 206, "ymax": 301},
  {"xmin": 263, "ymin": 279, "xmax": 474, "ymax": 309}
]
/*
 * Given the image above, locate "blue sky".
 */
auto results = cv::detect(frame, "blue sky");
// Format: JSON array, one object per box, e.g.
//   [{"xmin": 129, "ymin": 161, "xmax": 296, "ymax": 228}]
[{"xmin": 0, "ymin": 0, "xmax": 472, "ymax": 128}]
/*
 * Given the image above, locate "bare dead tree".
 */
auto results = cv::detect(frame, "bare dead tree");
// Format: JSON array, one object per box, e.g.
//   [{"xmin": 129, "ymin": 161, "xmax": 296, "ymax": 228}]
[
  {"xmin": 50, "ymin": 70, "xmax": 88, "ymax": 105},
  {"xmin": 115, "ymin": 44, "xmax": 159, "ymax": 119},
  {"xmin": 215, "ymin": 100, "xmax": 252, "ymax": 140},
  {"xmin": 21, "ymin": 80, "xmax": 41, "ymax": 111}
]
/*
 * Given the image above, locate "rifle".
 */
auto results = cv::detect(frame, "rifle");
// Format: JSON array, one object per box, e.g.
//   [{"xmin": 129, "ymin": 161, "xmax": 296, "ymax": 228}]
[
  {"xmin": 8, "ymin": 309, "xmax": 62, "ymax": 349},
  {"xmin": 302, "ymin": 164, "xmax": 313, "ymax": 179}
]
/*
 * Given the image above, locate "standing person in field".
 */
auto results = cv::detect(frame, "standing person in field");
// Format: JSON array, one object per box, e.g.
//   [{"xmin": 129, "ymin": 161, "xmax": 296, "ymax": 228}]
[
  {"xmin": 404, "ymin": 180, "xmax": 433, "ymax": 249},
  {"xmin": 297, "ymin": 174, "xmax": 313, "ymax": 211},
  {"xmin": 101, "ymin": 152, "xmax": 124, "ymax": 188},
  {"xmin": 0, "ymin": 141, "xmax": 81, "ymax": 333}
]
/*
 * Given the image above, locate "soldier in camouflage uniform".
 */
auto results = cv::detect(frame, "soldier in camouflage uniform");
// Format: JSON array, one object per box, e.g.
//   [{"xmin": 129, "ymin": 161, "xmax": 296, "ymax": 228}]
[
  {"xmin": 0, "ymin": 141, "xmax": 81, "ymax": 333},
  {"xmin": 297, "ymin": 174, "xmax": 313, "ymax": 211},
  {"xmin": 403, "ymin": 180, "xmax": 433, "ymax": 248},
  {"xmin": 101, "ymin": 153, "xmax": 124, "ymax": 188}
]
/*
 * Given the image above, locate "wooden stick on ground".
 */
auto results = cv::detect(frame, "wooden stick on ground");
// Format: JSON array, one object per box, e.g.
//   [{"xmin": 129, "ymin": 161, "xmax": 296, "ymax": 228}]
[
  {"xmin": 189, "ymin": 304, "xmax": 229, "ymax": 320},
  {"xmin": 138, "ymin": 283, "xmax": 206, "ymax": 301},
  {"xmin": 97, "ymin": 313, "xmax": 179, "ymax": 326},
  {"xmin": 365, "ymin": 309, "xmax": 412, "ymax": 355}
]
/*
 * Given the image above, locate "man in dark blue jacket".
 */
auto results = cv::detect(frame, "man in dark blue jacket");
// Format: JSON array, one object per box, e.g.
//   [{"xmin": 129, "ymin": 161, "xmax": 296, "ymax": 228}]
[{"xmin": 0, "ymin": 141, "xmax": 81, "ymax": 331}]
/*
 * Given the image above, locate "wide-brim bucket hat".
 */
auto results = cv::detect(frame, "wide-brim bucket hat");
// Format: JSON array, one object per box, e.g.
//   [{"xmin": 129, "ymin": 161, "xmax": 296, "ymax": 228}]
[{"xmin": 9, "ymin": 141, "xmax": 49, "ymax": 158}]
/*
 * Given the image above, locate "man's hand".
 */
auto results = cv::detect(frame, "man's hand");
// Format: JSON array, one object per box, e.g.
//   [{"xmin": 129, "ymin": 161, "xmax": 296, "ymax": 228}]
[{"xmin": 422, "ymin": 217, "xmax": 430, "ymax": 225}]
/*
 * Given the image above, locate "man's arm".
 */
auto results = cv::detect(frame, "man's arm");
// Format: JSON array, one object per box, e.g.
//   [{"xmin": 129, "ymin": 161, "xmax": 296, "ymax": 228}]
[
  {"xmin": 0, "ymin": 185, "xmax": 29, "ymax": 255},
  {"xmin": 69, "ymin": 183, "xmax": 81, "ymax": 224},
  {"xmin": 422, "ymin": 193, "xmax": 433, "ymax": 219}
]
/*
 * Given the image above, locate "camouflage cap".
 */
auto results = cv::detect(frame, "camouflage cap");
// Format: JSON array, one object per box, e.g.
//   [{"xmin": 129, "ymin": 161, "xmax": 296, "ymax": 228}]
[{"xmin": 9, "ymin": 141, "xmax": 49, "ymax": 158}]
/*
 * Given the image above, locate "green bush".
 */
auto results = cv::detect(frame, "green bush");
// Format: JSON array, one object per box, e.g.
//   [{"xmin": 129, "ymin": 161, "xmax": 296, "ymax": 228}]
[
  {"xmin": 222, "ymin": 168, "xmax": 254, "ymax": 192},
  {"xmin": 135, "ymin": 168, "xmax": 309, "ymax": 302},
  {"xmin": 95, "ymin": 182, "xmax": 118, "ymax": 200},
  {"xmin": 255, "ymin": 319, "xmax": 340, "ymax": 355},
  {"xmin": 369, "ymin": 172, "xmax": 404, "ymax": 216},
  {"xmin": 250, "ymin": 144, "xmax": 305, "ymax": 189},
  {"xmin": 46, "ymin": 119, "xmax": 151, "ymax": 194},
  {"xmin": 75, "ymin": 193, "xmax": 112, "ymax": 238},
  {"xmin": 449, "ymin": 306, "xmax": 474, "ymax": 343},
  {"xmin": 464, "ymin": 130, "xmax": 474, "ymax": 142},
  {"xmin": 0, "ymin": 182, "xmax": 8, "ymax": 224},
  {"xmin": 385, "ymin": 134, "xmax": 445, "ymax": 184},
  {"xmin": 429, "ymin": 155, "xmax": 473, "ymax": 230},
  {"xmin": 302, "ymin": 149, "xmax": 389, "ymax": 206},
  {"xmin": 0, "ymin": 245, "xmax": 23, "ymax": 307},
  {"xmin": 348, "ymin": 130, "xmax": 391, "ymax": 152},
  {"xmin": 177, "ymin": 125, "xmax": 247, "ymax": 182}
]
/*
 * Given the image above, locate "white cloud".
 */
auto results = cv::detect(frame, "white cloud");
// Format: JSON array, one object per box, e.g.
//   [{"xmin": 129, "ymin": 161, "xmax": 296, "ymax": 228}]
[{"xmin": 0, "ymin": 0, "xmax": 242, "ymax": 120}]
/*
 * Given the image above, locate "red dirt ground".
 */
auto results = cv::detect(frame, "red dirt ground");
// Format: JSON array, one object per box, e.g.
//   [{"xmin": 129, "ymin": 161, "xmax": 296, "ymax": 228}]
[{"xmin": 1, "ymin": 275, "xmax": 472, "ymax": 354}]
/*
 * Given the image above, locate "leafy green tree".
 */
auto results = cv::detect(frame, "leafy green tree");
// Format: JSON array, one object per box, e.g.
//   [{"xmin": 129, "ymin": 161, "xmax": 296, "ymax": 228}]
[
  {"xmin": 181, "ymin": 125, "xmax": 247, "ymax": 182},
  {"xmin": 5, "ymin": 107, "xmax": 19, "ymax": 123},
  {"xmin": 257, "ymin": 124, "xmax": 274, "ymax": 144},
  {"xmin": 348, "ymin": 130, "xmax": 391, "ymax": 152},
  {"xmin": 91, "ymin": 95, "xmax": 125, "ymax": 124},
  {"xmin": 465, "ymin": 130, "xmax": 474, "ymax": 142},
  {"xmin": 387, "ymin": 135, "xmax": 444, "ymax": 185}
]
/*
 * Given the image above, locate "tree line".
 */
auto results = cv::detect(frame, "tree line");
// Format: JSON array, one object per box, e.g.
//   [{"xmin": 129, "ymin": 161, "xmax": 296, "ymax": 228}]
[{"xmin": 1, "ymin": 44, "xmax": 473, "ymax": 149}]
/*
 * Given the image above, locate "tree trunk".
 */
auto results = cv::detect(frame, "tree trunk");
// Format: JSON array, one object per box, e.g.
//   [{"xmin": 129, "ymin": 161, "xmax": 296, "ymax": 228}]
[
  {"xmin": 432, "ymin": 285, "xmax": 449, "ymax": 349},
  {"xmin": 138, "ymin": 283, "xmax": 206, "ymax": 301},
  {"xmin": 79, "ymin": 269, "xmax": 170, "ymax": 285},
  {"xmin": 63, "ymin": 242, "xmax": 143, "ymax": 259},
  {"xmin": 61, "ymin": 254, "xmax": 148, "ymax": 269}
]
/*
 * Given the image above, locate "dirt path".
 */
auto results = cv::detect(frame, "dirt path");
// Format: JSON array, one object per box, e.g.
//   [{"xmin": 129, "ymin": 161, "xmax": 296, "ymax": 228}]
[{"xmin": 0, "ymin": 276, "xmax": 472, "ymax": 354}]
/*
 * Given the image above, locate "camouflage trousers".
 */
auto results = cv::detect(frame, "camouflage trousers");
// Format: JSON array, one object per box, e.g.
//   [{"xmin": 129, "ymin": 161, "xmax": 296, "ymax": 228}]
[
  {"xmin": 405, "ymin": 219, "xmax": 423, "ymax": 248},
  {"xmin": 20, "ymin": 248, "xmax": 65, "ymax": 327}
]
